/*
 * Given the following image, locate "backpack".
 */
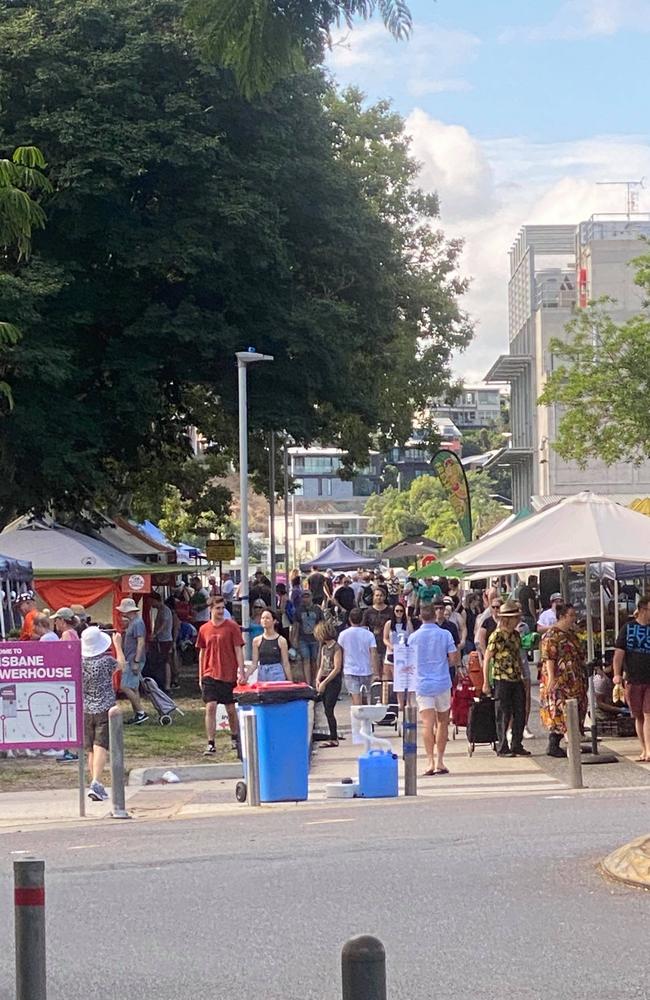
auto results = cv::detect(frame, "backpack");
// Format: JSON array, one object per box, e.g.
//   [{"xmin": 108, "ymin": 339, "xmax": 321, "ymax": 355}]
[{"xmin": 361, "ymin": 584, "xmax": 374, "ymax": 607}]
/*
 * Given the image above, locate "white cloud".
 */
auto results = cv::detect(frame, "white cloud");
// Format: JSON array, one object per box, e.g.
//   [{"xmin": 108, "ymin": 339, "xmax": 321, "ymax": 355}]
[
  {"xmin": 499, "ymin": 0, "xmax": 650, "ymax": 43},
  {"xmin": 329, "ymin": 20, "xmax": 479, "ymax": 98},
  {"xmin": 403, "ymin": 112, "xmax": 650, "ymax": 380}
]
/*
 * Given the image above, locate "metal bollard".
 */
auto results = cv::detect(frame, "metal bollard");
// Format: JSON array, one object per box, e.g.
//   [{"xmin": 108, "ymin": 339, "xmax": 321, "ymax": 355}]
[
  {"xmin": 244, "ymin": 711, "xmax": 261, "ymax": 806},
  {"xmin": 342, "ymin": 935, "xmax": 386, "ymax": 1000},
  {"xmin": 108, "ymin": 707, "xmax": 130, "ymax": 819},
  {"xmin": 14, "ymin": 859, "xmax": 46, "ymax": 1000},
  {"xmin": 403, "ymin": 696, "xmax": 417, "ymax": 797},
  {"xmin": 566, "ymin": 698, "xmax": 584, "ymax": 790}
]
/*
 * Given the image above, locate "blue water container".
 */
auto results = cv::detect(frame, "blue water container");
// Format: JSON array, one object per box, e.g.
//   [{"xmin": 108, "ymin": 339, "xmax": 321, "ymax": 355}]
[
  {"xmin": 358, "ymin": 750, "xmax": 398, "ymax": 798},
  {"xmin": 237, "ymin": 683, "xmax": 314, "ymax": 802}
]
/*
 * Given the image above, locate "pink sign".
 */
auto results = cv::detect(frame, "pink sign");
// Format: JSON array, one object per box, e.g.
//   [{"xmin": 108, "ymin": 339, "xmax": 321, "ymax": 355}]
[{"xmin": 0, "ymin": 641, "xmax": 83, "ymax": 750}]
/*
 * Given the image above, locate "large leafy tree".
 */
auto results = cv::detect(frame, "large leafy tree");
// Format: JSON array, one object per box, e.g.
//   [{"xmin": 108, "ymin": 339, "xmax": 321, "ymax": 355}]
[
  {"xmin": 0, "ymin": 145, "xmax": 52, "ymax": 405},
  {"xmin": 187, "ymin": 0, "xmax": 413, "ymax": 97},
  {"xmin": 539, "ymin": 256, "xmax": 650, "ymax": 466},
  {"xmin": 0, "ymin": 0, "xmax": 469, "ymax": 526},
  {"xmin": 364, "ymin": 473, "xmax": 507, "ymax": 550}
]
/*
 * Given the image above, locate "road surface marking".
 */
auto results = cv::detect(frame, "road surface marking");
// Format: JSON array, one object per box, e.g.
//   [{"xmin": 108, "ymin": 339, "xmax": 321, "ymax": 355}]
[
  {"xmin": 305, "ymin": 818, "xmax": 356, "ymax": 826},
  {"xmin": 68, "ymin": 844, "xmax": 102, "ymax": 850}
]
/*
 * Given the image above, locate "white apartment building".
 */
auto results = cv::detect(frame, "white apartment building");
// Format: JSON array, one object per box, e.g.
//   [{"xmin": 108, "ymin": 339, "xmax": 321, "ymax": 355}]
[
  {"xmin": 432, "ymin": 386, "xmax": 502, "ymax": 429},
  {"xmin": 272, "ymin": 501, "xmax": 380, "ymax": 565},
  {"xmin": 486, "ymin": 216, "xmax": 650, "ymax": 512}
]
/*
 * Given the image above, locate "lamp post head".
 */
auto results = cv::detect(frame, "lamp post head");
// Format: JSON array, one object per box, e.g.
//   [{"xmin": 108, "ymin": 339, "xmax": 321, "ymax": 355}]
[{"xmin": 236, "ymin": 350, "xmax": 274, "ymax": 365}]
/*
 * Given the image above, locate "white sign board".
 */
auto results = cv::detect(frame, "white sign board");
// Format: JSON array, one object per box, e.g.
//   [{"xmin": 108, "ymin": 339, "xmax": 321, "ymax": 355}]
[{"xmin": 392, "ymin": 644, "xmax": 415, "ymax": 693}]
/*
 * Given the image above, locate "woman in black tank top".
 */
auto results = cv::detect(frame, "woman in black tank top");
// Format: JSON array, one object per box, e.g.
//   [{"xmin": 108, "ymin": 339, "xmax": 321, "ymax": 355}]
[{"xmin": 250, "ymin": 611, "xmax": 292, "ymax": 682}]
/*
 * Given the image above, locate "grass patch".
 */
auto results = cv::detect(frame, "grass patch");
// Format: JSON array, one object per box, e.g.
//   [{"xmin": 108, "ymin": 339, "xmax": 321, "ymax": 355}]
[{"xmin": 0, "ymin": 678, "xmax": 237, "ymax": 792}]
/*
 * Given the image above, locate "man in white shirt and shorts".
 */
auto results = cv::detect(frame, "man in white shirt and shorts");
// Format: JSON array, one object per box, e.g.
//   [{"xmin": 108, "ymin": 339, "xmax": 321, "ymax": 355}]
[
  {"xmin": 408, "ymin": 604, "xmax": 459, "ymax": 776},
  {"xmin": 338, "ymin": 608, "xmax": 378, "ymax": 705}
]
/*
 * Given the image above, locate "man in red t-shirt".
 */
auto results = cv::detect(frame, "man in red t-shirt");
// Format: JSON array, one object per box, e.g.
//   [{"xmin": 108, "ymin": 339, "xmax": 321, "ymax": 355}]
[{"xmin": 196, "ymin": 596, "xmax": 245, "ymax": 756}]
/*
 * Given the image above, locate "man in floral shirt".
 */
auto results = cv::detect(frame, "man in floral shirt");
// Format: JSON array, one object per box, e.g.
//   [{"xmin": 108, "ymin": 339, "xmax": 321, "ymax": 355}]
[{"xmin": 483, "ymin": 600, "xmax": 530, "ymax": 758}]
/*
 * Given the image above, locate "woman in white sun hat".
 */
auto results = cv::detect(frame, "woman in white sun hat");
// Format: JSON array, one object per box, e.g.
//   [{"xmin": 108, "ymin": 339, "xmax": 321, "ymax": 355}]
[{"xmin": 81, "ymin": 626, "xmax": 126, "ymax": 802}]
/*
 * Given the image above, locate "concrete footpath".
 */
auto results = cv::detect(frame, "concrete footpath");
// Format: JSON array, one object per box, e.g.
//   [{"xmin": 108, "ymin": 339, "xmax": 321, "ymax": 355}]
[{"xmin": 3, "ymin": 709, "xmax": 650, "ymax": 832}]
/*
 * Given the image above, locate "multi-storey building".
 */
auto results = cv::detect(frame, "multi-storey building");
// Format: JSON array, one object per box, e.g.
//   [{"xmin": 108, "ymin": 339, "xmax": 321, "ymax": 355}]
[
  {"xmin": 432, "ymin": 386, "xmax": 502, "ymax": 429},
  {"xmin": 486, "ymin": 216, "xmax": 650, "ymax": 512}
]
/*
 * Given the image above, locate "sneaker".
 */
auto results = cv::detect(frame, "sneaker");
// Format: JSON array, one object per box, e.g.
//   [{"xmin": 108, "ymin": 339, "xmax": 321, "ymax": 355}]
[
  {"xmin": 203, "ymin": 743, "xmax": 216, "ymax": 756},
  {"xmin": 523, "ymin": 727, "xmax": 535, "ymax": 739},
  {"xmin": 126, "ymin": 712, "xmax": 148, "ymax": 726},
  {"xmin": 88, "ymin": 780, "xmax": 108, "ymax": 802},
  {"xmin": 511, "ymin": 746, "xmax": 532, "ymax": 756},
  {"xmin": 57, "ymin": 749, "xmax": 79, "ymax": 763},
  {"xmin": 496, "ymin": 750, "xmax": 512, "ymax": 757}
]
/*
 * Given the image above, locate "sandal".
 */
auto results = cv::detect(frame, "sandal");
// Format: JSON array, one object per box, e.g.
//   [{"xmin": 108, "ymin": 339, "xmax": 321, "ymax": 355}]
[
  {"xmin": 636, "ymin": 756, "xmax": 648, "ymax": 762},
  {"xmin": 423, "ymin": 768, "xmax": 436, "ymax": 776},
  {"xmin": 433, "ymin": 767, "xmax": 450, "ymax": 776},
  {"xmin": 322, "ymin": 741, "xmax": 339, "ymax": 748}
]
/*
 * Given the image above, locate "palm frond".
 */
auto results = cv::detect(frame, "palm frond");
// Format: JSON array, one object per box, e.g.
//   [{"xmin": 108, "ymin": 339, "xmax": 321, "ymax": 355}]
[
  {"xmin": 0, "ymin": 322, "xmax": 21, "ymax": 347},
  {"xmin": 12, "ymin": 146, "xmax": 47, "ymax": 169}
]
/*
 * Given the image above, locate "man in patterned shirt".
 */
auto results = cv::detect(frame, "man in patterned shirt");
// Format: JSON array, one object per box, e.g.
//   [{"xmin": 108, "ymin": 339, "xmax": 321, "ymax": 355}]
[{"xmin": 483, "ymin": 600, "xmax": 530, "ymax": 758}]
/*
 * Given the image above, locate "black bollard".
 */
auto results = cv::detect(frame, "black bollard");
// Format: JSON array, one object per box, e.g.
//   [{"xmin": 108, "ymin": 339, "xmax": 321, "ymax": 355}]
[
  {"xmin": 342, "ymin": 935, "xmax": 387, "ymax": 1000},
  {"xmin": 14, "ymin": 859, "xmax": 47, "ymax": 1000}
]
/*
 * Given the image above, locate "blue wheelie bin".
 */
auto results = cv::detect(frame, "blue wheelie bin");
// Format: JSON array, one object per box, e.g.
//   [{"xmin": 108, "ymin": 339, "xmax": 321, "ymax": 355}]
[{"xmin": 235, "ymin": 682, "xmax": 315, "ymax": 802}]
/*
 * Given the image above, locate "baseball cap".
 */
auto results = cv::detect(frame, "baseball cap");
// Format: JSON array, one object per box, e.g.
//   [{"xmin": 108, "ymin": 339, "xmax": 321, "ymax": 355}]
[
  {"xmin": 49, "ymin": 607, "xmax": 75, "ymax": 622},
  {"xmin": 550, "ymin": 592, "xmax": 562, "ymax": 601}
]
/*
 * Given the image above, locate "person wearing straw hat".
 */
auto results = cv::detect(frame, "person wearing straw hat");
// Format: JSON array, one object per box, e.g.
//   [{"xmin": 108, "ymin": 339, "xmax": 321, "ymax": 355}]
[
  {"xmin": 483, "ymin": 600, "xmax": 530, "ymax": 757},
  {"xmin": 81, "ymin": 626, "xmax": 125, "ymax": 801},
  {"xmin": 116, "ymin": 597, "xmax": 148, "ymax": 725}
]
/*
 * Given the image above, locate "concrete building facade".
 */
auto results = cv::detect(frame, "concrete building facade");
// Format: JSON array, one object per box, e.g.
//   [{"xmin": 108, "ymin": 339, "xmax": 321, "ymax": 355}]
[
  {"xmin": 432, "ymin": 386, "xmax": 502, "ymax": 429},
  {"xmin": 486, "ymin": 216, "xmax": 650, "ymax": 512}
]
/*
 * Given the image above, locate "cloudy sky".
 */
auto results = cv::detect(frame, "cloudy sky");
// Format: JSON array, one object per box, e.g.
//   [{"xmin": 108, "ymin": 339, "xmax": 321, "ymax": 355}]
[{"xmin": 328, "ymin": 0, "xmax": 650, "ymax": 382}]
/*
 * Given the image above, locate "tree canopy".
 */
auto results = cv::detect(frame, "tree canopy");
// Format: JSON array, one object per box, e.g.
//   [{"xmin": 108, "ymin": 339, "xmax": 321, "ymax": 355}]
[
  {"xmin": 0, "ymin": 0, "xmax": 470, "ymax": 526},
  {"xmin": 0, "ymin": 145, "xmax": 52, "ymax": 405},
  {"xmin": 539, "ymin": 256, "xmax": 650, "ymax": 466},
  {"xmin": 364, "ymin": 473, "xmax": 507, "ymax": 551},
  {"xmin": 187, "ymin": 0, "xmax": 413, "ymax": 97}
]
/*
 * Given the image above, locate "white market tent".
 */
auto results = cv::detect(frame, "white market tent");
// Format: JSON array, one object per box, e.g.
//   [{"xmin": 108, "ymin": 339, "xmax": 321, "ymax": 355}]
[
  {"xmin": 446, "ymin": 491, "xmax": 650, "ymax": 754},
  {"xmin": 446, "ymin": 492, "xmax": 650, "ymax": 573},
  {"xmin": 0, "ymin": 519, "xmax": 144, "ymax": 575}
]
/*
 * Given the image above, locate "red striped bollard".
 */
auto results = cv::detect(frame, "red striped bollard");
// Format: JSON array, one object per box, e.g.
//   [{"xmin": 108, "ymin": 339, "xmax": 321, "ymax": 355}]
[{"xmin": 14, "ymin": 859, "xmax": 46, "ymax": 1000}]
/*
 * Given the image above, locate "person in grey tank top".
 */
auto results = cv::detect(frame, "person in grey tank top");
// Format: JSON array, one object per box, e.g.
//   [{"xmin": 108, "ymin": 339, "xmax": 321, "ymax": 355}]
[{"xmin": 314, "ymin": 620, "xmax": 343, "ymax": 745}]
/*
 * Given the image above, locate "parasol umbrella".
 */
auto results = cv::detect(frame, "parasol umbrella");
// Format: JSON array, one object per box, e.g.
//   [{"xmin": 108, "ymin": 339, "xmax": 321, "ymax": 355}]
[
  {"xmin": 410, "ymin": 562, "xmax": 466, "ymax": 580},
  {"xmin": 381, "ymin": 535, "xmax": 443, "ymax": 561}
]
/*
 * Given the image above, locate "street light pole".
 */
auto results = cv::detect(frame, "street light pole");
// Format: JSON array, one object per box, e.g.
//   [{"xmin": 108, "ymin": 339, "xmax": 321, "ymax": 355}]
[{"xmin": 236, "ymin": 349, "xmax": 274, "ymax": 658}]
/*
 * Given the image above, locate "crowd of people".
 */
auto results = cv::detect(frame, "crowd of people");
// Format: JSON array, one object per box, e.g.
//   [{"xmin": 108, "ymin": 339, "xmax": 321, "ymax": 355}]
[{"xmin": 9, "ymin": 564, "xmax": 650, "ymax": 797}]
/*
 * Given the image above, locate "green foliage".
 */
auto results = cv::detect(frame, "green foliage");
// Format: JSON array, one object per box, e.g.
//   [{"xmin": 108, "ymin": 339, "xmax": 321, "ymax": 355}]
[
  {"xmin": 0, "ymin": 145, "xmax": 51, "ymax": 407},
  {"xmin": 0, "ymin": 0, "xmax": 469, "ymax": 526},
  {"xmin": 365, "ymin": 472, "xmax": 507, "ymax": 550},
  {"xmin": 539, "ymin": 269, "xmax": 650, "ymax": 465},
  {"xmin": 187, "ymin": 0, "xmax": 413, "ymax": 97},
  {"xmin": 157, "ymin": 485, "xmax": 193, "ymax": 544},
  {"xmin": 0, "ymin": 147, "xmax": 51, "ymax": 258}
]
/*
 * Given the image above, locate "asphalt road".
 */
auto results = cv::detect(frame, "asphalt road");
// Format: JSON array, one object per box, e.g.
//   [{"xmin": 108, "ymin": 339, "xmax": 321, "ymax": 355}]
[{"xmin": 1, "ymin": 789, "xmax": 650, "ymax": 1000}]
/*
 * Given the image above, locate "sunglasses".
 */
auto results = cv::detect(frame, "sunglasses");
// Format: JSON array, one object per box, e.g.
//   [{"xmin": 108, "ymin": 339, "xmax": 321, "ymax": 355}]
[{"xmin": 394, "ymin": 608, "xmax": 405, "ymax": 614}]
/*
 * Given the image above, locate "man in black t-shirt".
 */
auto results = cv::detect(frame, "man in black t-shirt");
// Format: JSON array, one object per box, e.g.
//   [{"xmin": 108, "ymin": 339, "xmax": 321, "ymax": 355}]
[
  {"xmin": 333, "ymin": 577, "xmax": 356, "ymax": 615},
  {"xmin": 517, "ymin": 576, "xmax": 538, "ymax": 630},
  {"xmin": 614, "ymin": 597, "xmax": 650, "ymax": 761}
]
